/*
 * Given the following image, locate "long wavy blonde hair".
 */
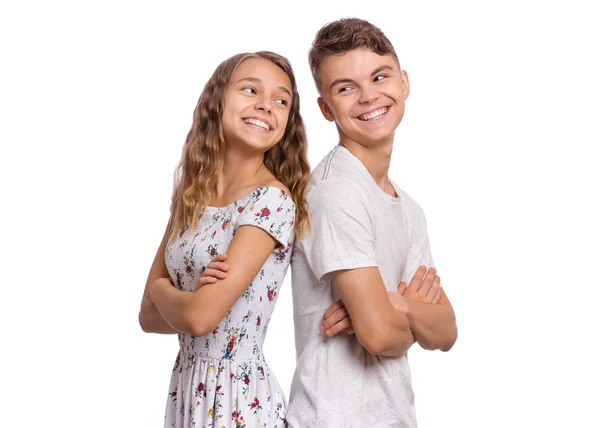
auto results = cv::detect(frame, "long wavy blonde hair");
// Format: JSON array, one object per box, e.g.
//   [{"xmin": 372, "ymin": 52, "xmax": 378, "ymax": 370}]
[{"xmin": 169, "ymin": 51, "xmax": 310, "ymax": 241}]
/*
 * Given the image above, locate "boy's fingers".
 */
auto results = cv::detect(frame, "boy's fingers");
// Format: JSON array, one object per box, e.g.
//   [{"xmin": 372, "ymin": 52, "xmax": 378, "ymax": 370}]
[
  {"xmin": 322, "ymin": 300, "xmax": 345, "ymax": 320},
  {"xmin": 432, "ymin": 287, "xmax": 442, "ymax": 305},
  {"xmin": 409, "ymin": 265, "xmax": 428, "ymax": 290},
  {"xmin": 344, "ymin": 327, "xmax": 355, "ymax": 335},
  {"xmin": 418, "ymin": 267, "xmax": 437, "ymax": 295},
  {"xmin": 321, "ymin": 307, "xmax": 349, "ymax": 332},
  {"xmin": 397, "ymin": 281, "xmax": 407, "ymax": 295},
  {"xmin": 325, "ymin": 317, "xmax": 352, "ymax": 336},
  {"xmin": 425, "ymin": 275, "xmax": 441, "ymax": 302}
]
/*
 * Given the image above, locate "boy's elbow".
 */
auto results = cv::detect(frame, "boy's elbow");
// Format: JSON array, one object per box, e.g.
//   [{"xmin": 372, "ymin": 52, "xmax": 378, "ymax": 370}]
[
  {"xmin": 441, "ymin": 327, "xmax": 458, "ymax": 352},
  {"xmin": 359, "ymin": 333, "xmax": 388, "ymax": 355}
]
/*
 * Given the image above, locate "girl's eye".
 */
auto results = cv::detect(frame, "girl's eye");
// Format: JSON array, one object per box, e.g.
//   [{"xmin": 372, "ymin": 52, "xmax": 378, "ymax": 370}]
[
  {"xmin": 276, "ymin": 99, "xmax": 289, "ymax": 106},
  {"xmin": 242, "ymin": 87, "xmax": 256, "ymax": 94}
]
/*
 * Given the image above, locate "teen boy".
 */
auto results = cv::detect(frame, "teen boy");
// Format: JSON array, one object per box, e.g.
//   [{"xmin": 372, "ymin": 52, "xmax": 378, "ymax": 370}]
[{"xmin": 287, "ymin": 18, "xmax": 458, "ymax": 427}]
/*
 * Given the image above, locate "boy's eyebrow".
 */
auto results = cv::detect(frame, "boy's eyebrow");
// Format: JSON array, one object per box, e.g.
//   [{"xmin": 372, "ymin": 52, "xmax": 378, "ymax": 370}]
[
  {"xmin": 235, "ymin": 77, "xmax": 292, "ymax": 97},
  {"xmin": 329, "ymin": 65, "xmax": 396, "ymax": 91},
  {"xmin": 371, "ymin": 65, "xmax": 395, "ymax": 76}
]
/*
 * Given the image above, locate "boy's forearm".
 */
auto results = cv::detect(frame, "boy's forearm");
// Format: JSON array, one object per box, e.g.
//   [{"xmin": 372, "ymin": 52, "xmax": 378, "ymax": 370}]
[
  {"xmin": 405, "ymin": 300, "xmax": 457, "ymax": 351},
  {"xmin": 374, "ymin": 309, "xmax": 416, "ymax": 357}
]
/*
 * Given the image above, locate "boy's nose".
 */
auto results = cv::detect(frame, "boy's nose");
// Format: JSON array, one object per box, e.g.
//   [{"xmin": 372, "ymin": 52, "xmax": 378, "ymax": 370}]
[{"xmin": 358, "ymin": 87, "xmax": 379, "ymax": 104}]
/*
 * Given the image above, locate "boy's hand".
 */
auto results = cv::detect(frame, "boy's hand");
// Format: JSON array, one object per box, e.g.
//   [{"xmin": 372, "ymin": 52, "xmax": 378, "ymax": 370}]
[
  {"xmin": 195, "ymin": 254, "xmax": 229, "ymax": 290},
  {"xmin": 397, "ymin": 265, "xmax": 442, "ymax": 304},
  {"xmin": 320, "ymin": 266, "xmax": 442, "ymax": 337},
  {"xmin": 320, "ymin": 300, "xmax": 355, "ymax": 337}
]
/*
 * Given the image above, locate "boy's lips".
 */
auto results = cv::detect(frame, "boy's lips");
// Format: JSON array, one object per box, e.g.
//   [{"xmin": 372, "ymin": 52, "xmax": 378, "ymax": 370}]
[{"xmin": 356, "ymin": 106, "xmax": 390, "ymax": 121}]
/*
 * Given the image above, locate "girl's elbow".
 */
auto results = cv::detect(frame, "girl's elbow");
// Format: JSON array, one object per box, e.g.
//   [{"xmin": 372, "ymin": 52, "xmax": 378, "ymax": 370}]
[{"xmin": 185, "ymin": 311, "xmax": 218, "ymax": 337}]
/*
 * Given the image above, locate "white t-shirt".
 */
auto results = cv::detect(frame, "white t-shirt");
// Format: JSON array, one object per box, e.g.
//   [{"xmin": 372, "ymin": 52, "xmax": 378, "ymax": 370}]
[{"xmin": 287, "ymin": 146, "xmax": 435, "ymax": 428}]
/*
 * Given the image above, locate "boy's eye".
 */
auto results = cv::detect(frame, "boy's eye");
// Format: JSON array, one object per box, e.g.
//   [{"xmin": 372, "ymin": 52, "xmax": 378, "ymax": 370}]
[
  {"xmin": 275, "ymin": 99, "xmax": 289, "ymax": 106},
  {"xmin": 242, "ymin": 87, "xmax": 256, "ymax": 94},
  {"xmin": 374, "ymin": 75, "xmax": 386, "ymax": 82},
  {"xmin": 339, "ymin": 86, "xmax": 353, "ymax": 93}
]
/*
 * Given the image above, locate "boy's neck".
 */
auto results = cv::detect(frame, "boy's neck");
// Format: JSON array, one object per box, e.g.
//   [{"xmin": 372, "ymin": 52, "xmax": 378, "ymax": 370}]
[{"xmin": 339, "ymin": 137, "xmax": 396, "ymax": 196}]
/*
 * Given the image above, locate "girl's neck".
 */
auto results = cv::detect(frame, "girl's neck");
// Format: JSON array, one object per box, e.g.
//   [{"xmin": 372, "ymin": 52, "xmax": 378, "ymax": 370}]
[{"xmin": 213, "ymin": 148, "xmax": 271, "ymax": 206}]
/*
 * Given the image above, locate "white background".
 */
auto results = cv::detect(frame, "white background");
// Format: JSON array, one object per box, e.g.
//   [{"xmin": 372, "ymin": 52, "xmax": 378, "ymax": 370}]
[{"xmin": 1, "ymin": 1, "xmax": 599, "ymax": 427}]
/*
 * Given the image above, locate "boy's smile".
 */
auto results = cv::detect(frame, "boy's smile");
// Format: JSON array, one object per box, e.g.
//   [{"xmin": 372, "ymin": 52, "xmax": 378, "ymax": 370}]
[{"xmin": 317, "ymin": 47, "xmax": 409, "ymax": 147}]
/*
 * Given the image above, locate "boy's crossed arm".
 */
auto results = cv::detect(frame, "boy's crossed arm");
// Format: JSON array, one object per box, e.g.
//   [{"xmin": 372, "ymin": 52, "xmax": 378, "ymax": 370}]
[{"xmin": 322, "ymin": 265, "xmax": 457, "ymax": 353}]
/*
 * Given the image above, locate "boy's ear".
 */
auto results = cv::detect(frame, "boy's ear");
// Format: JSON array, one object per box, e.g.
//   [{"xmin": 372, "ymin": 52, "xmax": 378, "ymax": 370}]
[
  {"xmin": 401, "ymin": 70, "xmax": 410, "ymax": 100},
  {"xmin": 317, "ymin": 97, "xmax": 335, "ymax": 122}
]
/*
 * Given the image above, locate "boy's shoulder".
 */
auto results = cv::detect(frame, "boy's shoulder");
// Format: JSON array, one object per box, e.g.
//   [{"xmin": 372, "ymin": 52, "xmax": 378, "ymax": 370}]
[{"xmin": 306, "ymin": 148, "xmax": 369, "ymax": 200}]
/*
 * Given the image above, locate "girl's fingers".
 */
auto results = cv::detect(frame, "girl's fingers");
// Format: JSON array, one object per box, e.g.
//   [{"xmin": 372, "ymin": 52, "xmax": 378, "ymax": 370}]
[
  {"xmin": 202, "ymin": 268, "xmax": 227, "ymax": 279},
  {"xmin": 206, "ymin": 261, "xmax": 229, "ymax": 272}
]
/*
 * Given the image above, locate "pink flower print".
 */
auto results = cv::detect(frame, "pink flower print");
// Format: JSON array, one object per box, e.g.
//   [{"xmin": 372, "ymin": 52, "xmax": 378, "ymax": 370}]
[
  {"xmin": 255, "ymin": 207, "xmax": 270, "ymax": 219},
  {"xmin": 222, "ymin": 219, "xmax": 229, "ymax": 230},
  {"xmin": 197, "ymin": 382, "xmax": 206, "ymax": 398},
  {"xmin": 171, "ymin": 386, "xmax": 177, "ymax": 402},
  {"xmin": 211, "ymin": 230, "xmax": 217, "ymax": 239},
  {"xmin": 248, "ymin": 396, "xmax": 262, "ymax": 413},
  {"xmin": 238, "ymin": 205, "xmax": 244, "ymax": 213},
  {"xmin": 216, "ymin": 385, "xmax": 222, "ymax": 393},
  {"xmin": 256, "ymin": 315, "xmax": 262, "ymax": 331},
  {"xmin": 243, "ymin": 373, "xmax": 250, "ymax": 385},
  {"xmin": 207, "ymin": 245, "xmax": 218, "ymax": 257},
  {"xmin": 266, "ymin": 284, "xmax": 277, "ymax": 302},
  {"xmin": 232, "ymin": 410, "xmax": 246, "ymax": 428}
]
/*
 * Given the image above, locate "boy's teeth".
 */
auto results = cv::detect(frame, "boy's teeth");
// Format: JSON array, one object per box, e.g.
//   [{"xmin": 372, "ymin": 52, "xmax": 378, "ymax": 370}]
[
  {"xmin": 359, "ymin": 107, "xmax": 388, "ymax": 121},
  {"xmin": 244, "ymin": 118, "xmax": 270, "ymax": 130}
]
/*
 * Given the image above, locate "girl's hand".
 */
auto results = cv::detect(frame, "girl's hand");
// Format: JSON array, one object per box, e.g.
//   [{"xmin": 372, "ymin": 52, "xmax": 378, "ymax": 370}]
[{"xmin": 195, "ymin": 254, "xmax": 229, "ymax": 290}]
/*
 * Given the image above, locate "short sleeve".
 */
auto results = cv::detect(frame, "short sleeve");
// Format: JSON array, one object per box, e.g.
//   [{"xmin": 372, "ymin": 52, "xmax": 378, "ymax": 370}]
[
  {"xmin": 298, "ymin": 179, "xmax": 378, "ymax": 282},
  {"xmin": 234, "ymin": 186, "xmax": 296, "ymax": 248}
]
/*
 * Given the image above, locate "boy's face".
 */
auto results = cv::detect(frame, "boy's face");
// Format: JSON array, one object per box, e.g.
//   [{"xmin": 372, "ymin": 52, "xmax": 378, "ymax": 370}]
[{"xmin": 317, "ymin": 47, "xmax": 409, "ymax": 147}]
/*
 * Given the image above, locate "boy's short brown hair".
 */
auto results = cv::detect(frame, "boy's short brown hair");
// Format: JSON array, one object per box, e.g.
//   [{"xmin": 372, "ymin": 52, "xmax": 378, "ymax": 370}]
[{"xmin": 309, "ymin": 18, "xmax": 400, "ymax": 93}]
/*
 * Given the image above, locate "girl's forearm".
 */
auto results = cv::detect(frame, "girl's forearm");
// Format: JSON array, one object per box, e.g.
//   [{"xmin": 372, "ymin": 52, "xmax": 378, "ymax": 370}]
[{"xmin": 150, "ymin": 278, "xmax": 194, "ymax": 334}]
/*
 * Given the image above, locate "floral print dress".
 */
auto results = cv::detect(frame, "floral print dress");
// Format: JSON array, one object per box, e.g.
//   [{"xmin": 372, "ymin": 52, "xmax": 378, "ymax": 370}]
[{"xmin": 164, "ymin": 186, "xmax": 296, "ymax": 428}]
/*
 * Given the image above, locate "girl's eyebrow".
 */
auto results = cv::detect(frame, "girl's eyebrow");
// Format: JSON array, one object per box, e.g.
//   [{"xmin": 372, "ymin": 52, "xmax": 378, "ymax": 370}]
[{"xmin": 235, "ymin": 77, "xmax": 292, "ymax": 97}]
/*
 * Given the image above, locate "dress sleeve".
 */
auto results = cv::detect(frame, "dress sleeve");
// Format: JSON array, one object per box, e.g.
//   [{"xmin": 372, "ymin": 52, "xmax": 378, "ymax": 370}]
[{"xmin": 234, "ymin": 186, "xmax": 297, "ymax": 248}]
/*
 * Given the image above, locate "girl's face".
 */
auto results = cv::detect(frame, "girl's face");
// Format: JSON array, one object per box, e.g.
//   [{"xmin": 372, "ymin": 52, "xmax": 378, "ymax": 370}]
[{"xmin": 221, "ymin": 58, "xmax": 293, "ymax": 154}]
